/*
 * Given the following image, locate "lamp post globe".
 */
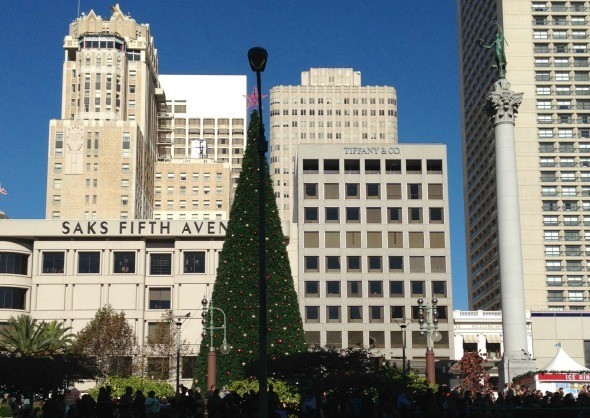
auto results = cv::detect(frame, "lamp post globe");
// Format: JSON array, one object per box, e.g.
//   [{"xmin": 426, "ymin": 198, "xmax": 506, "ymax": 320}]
[{"xmin": 248, "ymin": 47, "xmax": 268, "ymax": 72}]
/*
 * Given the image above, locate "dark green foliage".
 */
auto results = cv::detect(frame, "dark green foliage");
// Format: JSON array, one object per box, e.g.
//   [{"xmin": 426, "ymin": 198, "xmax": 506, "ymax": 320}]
[
  {"xmin": 195, "ymin": 110, "xmax": 306, "ymax": 387},
  {"xmin": 247, "ymin": 347, "xmax": 433, "ymax": 397},
  {"xmin": 0, "ymin": 353, "xmax": 98, "ymax": 395},
  {"xmin": 88, "ymin": 376, "xmax": 174, "ymax": 400}
]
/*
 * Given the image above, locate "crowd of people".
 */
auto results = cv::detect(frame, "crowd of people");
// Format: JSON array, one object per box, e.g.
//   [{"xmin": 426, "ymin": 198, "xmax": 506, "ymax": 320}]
[{"xmin": 4, "ymin": 382, "xmax": 590, "ymax": 418}]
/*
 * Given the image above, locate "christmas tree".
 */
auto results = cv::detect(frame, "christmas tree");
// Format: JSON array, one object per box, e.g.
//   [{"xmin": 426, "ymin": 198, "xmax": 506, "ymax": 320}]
[{"xmin": 195, "ymin": 110, "xmax": 306, "ymax": 387}]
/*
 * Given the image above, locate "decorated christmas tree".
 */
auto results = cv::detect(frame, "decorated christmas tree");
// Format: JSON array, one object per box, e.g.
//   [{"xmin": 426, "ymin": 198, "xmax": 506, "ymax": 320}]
[{"xmin": 195, "ymin": 110, "xmax": 306, "ymax": 387}]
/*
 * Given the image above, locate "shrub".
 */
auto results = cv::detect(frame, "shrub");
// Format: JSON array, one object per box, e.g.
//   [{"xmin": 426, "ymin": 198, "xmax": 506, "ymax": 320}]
[
  {"xmin": 88, "ymin": 376, "xmax": 174, "ymax": 400},
  {"xmin": 225, "ymin": 378, "xmax": 300, "ymax": 411}
]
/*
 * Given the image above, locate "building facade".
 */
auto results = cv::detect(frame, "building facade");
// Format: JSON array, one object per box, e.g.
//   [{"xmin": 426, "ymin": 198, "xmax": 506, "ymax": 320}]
[
  {"xmin": 0, "ymin": 219, "xmax": 226, "ymax": 385},
  {"xmin": 45, "ymin": 7, "xmax": 246, "ymax": 222},
  {"xmin": 294, "ymin": 144, "xmax": 454, "ymax": 365},
  {"xmin": 459, "ymin": 0, "xmax": 590, "ymax": 310},
  {"xmin": 154, "ymin": 75, "xmax": 247, "ymax": 221},
  {"xmin": 46, "ymin": 7, "xmax": 162, "ymax": 220},
  {"xmin": 269, "ymin": 68, "xmax": 398, "ymax": 222}
]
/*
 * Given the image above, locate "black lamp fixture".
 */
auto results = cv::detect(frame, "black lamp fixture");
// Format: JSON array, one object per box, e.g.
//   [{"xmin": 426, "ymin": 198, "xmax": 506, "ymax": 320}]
[{"xmin": 248, "ymin": 47, "xmax": 268, "ymax": 73}]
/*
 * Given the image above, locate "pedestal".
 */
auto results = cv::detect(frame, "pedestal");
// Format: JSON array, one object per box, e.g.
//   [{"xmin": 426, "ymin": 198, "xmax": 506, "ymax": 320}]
[
  {"xmin": 207, "ymin": 348, "xmax": 217, "ymax": 390},
  {"xmin": 425, "ymin": 348, "xmax": 436, "ymax": 384}
]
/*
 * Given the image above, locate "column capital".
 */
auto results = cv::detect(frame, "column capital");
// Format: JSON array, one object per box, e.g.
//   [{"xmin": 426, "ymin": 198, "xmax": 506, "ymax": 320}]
[{"xmin": 485, "ymin": 78, "xmax": 523, "ymax": 125}]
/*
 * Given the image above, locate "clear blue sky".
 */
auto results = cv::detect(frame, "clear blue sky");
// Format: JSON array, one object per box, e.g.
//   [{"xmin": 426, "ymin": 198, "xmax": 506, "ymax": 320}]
[{"xmin": 0, "ymin": 1, "xmax": 467, "ymax": 309}]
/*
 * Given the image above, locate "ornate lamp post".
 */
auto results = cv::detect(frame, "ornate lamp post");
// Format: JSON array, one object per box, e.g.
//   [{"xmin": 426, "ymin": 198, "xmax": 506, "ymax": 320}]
[
  {"xmin": 174, "ymin": 313, "xmax": 191, "ymax": 396},
  {"xmin": 417, "ymin": 298, "xmax": 442, "ymax": 384},
  {"xmin": 248, "ymin": 46, "xmax": 269, "ymax": 418},
  {"xmin": 201, "ymin": 297, "xmax": 231, "ymax": 391}
]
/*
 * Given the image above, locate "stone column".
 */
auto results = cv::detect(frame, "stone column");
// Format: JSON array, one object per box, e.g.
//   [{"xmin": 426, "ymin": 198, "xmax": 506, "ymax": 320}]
[{"xmin": 485, "ymin": 78, "xmax": 535, "ymax": 386}]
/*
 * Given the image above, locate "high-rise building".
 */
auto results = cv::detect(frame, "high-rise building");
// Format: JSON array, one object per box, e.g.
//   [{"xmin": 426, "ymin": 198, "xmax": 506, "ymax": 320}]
[
  {"xmin": 46, "ymin": 6, "xmax": 163, "ymax": 220},
  {"xmin": 269, "ymin": 68, "xmax": 398, "ymax": 222},
  {"xmin": 459, "ymin": 1, "xmax": 590, "ymax": 310},
  {"xmin": 271, "ymin": 70, "xmax": 454, "ymax": 366},
  {"xmin": 154, "ymin": 75, "xmax": 247, "ymax": 221}
]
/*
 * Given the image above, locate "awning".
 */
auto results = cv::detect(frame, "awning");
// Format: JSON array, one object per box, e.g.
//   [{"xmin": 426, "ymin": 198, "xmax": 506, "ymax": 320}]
[
  {"xmin": 463, "ymin": 334, "xmax": 479, "ymax": 343},
  {"xmin": 486, "ymin": 334, "xmax": 502, "ymax": 344}
]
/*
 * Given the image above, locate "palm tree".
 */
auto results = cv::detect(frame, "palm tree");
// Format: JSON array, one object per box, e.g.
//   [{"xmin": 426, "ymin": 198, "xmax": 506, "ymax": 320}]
[{"xmin": 0, "ymin": 315, "xmax": 73, "ymax": 356}]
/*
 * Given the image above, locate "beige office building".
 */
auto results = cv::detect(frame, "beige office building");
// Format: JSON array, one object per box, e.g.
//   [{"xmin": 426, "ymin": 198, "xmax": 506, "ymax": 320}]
[
  {"xmin": 269, "ymin": 68, "xmax": 398, "ymax": 222},
  {"xmin": 459, "ymin": 0, "xmax": 590, "ymax": 310},
  {"xmin": 0, "ymin": 219, "xmax": 227, "ymax": 384},
  {"xmin": 46, "ymin": 6, "xmax": 162, "ymax": 220},
  {"xmin": 295, "ymin": 143, "xmax": 454, "ymax": 365}
]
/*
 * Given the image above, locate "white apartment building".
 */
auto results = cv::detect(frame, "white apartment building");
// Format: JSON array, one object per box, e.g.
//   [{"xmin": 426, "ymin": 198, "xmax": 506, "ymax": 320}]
[
  {"xmin": 459, "ymin": 0, "xmax": 590, "ymax": 310},
  {"xmin": 269, "ymin": 68, "xmax": 398, "ymax": 222},
  {"xmin": 154, "ymin": 75, "xmax": 247, "ymax": 220}
]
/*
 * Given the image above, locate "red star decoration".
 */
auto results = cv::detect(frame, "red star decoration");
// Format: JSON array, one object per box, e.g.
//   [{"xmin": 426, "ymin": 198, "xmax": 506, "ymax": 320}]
[{"xmin": 245, "ymin": 87, "xmax": 268, "ymax": 109}]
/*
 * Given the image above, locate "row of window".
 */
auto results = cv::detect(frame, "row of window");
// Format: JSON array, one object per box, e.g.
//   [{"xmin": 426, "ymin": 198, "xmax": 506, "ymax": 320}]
[
  {"xmin": 302, "ymin": 255, "xmax": 447, "ymax": 274},
  {"xmin": 303, "ymin": 231, "xmax": 445, "ymax": 249},
  {"xmin": 304, "ymin": 304, "xmax": 449, "ymax": 324},
  {"xmin": 38, "ymin": 251, "xmax": 206, "ymax": 275},
  {"xmin": 271, "ymin": 97, "xmax": 396, "ymax": 106},
  {"xmin": 303, "ymin": 206, "xmax": 444, "ymax": 224},
  {"xmin": 301, "ymin": 159, "xmax": 442, "ymax": 174},
  {"xmin": 546, "ymin": 274, "xmax": 590, "ymax": 285},
  {"xmin": 304, "ymin": 280, "xmax": 447, "ymax": 298},
  {"xmin": 304, "ymin": 330, "xmax": 450, "ymax": 350},
  {"xmin": 155, "ymin": 172, "xmax": 225, "ymax": 182},
  {"xmin": 304, "ymin": 183, "xmax": 443, "ymax": 200}
]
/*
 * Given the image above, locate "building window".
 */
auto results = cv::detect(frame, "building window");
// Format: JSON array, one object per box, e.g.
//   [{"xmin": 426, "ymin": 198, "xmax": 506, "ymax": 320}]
[
  {"xmin": 408, "ymin": 184, "xmax": 422, "ymax": 199},
  {"xmin": 388, "ymin": 207, "xmax": 402, "ymax": 223},
  {"xmin": 326, "ymin": 256, "xmax": 341, "ymax": 272},
  {"xmin": 390, "ymin": 281, "xmax": 404, "ymax": 297},
  {"xmin": 347, "ymin": 256, "xmax": 361, "ymax": 272},
  {"xmin": 184, "ymin": 252, "xmax": 205, "ymax": 273},
  {"xmin": 326, "ymin": 281, "xmax": 341, "ymax": 297},
  {"xmin": 304, "ymin": 183, "xmax": 318, "ymax": 199},
  {"xmin": 366, "ymin": 207, "xmax": 381, "ymax": 223},
  {"xmin": 431, "ymin": 256, "xmax": 447, "ymax": 273},
  {"xmin": 42, "ymin": 252, "xmax": 64, "ymax": 274},
  {"xmin": 368, "ymin": 256, "xmax": 382, "ymax": 272},
  {"xmin": 150, "ymin": 254, "xmax": 172, "ymax": 275},
  {"xmin": 305, "ymin": 306, "xmax": 319, "ymax": 323},
  {"xmin": 369, "ymin": 281, "xmax": 383, "ymax": 297},
  {"xmin": 347, "ymin": 281, "xmax": 362, "ymax": 298},
  {"xmin": 370, "ymin": 306, "xmax": 384, "ymax": 323},
  {"xmin": 411, "ymin": 281, "xmax": 425, "ymax": 296},
  {"xmin": 345, "ymin": 183, "xmax": 360, "ymax": 199},
  {"xmin": 304, "ymin": 207, "xmax": 319, "ymax": 223},
  {"xmin": 348, "ymin": 306, "xmax": 363, "ymax": 323},
  {"xmin": 78, "ymin": 251, "xmax": 100, "ymax": 274},
  {"xmin": 366, "ymin": 183, "xmax": 380, "ymax": 199},
  {"xmin": 147, "ymin": 357, "xmax": 169, "ymax": 380},
  {"xmin": 324, "ymin": 183, "xmax": 339, "ymax": 199},
  {"xmin": 346, "ymin": 207, "xmax": 360, "ymax": 223},
  {"xmin": 304, "ymin": 232, "xmax": 319, "ymax": 248},
  {"xmin": 0, "ymin": 287, "xmax": 27, "ymax": 310},
  {"xmin": 304, "ymin": 256, "xmax": 319, "ymax": 272},
  {"xmin": 432, "ymin": 281, "xmax": 447, "ymax": 297},
  {"xmin": 304, "ymin": 281, "xmax": 319, "ymax": 297},
  {"xmin": 389, "ymin": 256, "xmax": 403, "ymax": 272},
  {"xmin": 114, "ymin": 252, "xmax": 135, "ymax": 274},
  {"xmin": 409, "ymin": 208, "xmax": 423, "ymax": 223},
  {"xmin": 149, "ymin": 288, "xmax": 171, "ymax": 309},
  {"xmin": 325, "ymin": 231, "xmax": 340, "ymax": 248},
  {"xmin": 327, "ymin": 306, "xmax": 341, "ymax": 323},
  {"xmin": 325, "ymin": 207, "xmax": 339, "ymax": 223}
]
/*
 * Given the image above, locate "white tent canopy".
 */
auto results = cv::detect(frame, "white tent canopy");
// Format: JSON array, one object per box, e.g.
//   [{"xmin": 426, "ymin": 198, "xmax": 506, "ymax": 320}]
[{"xmin": 541, "ymin": 346, "xmax": 590, "ymax": 372}]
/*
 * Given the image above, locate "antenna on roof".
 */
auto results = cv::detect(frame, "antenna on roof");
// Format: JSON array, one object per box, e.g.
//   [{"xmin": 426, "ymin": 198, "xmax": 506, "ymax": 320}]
[{"xmin": 77, "ymin": 0, "xmax": 81, "ymax": 18}]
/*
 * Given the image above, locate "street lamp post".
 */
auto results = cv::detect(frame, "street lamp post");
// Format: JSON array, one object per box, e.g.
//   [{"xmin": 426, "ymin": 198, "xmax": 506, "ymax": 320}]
[
  {"xmin": 248, "ymin": 46, "xmax": 269, "ymax": 418},
  {"xmin": 201, "ymin": 297, "xmax": 231, "ymax": 391},
  {"xmin": 395, "ymin": 318, "xmax": 411, "ymax": 377},
  {"xmin": 173, "ymin": 313, "xmax": 190, "ymax": 396},
  {"xmin": 417, "ymin": 298, "xmax": 442, "ymax": 384}
]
